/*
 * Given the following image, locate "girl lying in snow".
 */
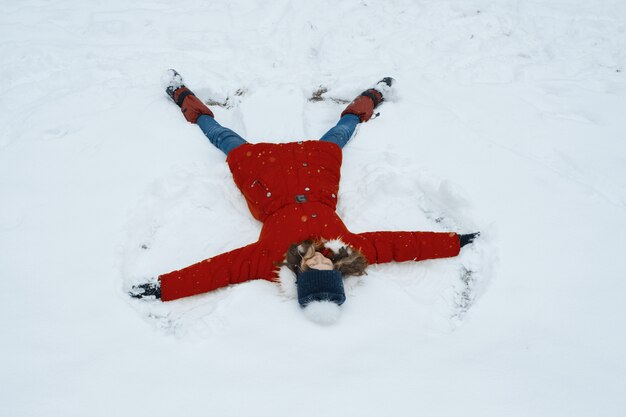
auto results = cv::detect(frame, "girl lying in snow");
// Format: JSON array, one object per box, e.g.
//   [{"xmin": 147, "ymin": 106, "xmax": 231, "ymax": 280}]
[{"xmin": 130, "ymin": 70, "xmax": 479, "ymax": 308}]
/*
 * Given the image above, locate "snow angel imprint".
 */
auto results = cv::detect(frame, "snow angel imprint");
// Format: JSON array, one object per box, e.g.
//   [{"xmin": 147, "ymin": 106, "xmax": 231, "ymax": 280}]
[{"xmin": 130, "ymin": 70, "xmax": 479, "ymax": 312}]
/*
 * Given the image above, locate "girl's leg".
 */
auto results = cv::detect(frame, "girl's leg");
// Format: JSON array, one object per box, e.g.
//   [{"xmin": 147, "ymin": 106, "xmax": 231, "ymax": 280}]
[
  {"xmin": 163, "ymin": 70, "xmax": 247, "ymax": 156},
  {"xmin": 196, "ymin": 115, "xmax": 248, "ymax": 155},
  {"xmin": 319, "ymin": 114, "xmax": 360, "ymax": 149},
  {"xmin": 321, "ymin": 77, "xmax": 394, "ymax": 148}
]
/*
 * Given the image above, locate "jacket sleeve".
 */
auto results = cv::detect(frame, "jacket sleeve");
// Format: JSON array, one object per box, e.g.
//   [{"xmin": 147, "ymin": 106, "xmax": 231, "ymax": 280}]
[
  {"xmin": 159, "ymin": 242, "xmax": 271, "ymax": 301},
  {"xmin": 355, "ymin": 231, "xmax": 461, "ymax": 265}
]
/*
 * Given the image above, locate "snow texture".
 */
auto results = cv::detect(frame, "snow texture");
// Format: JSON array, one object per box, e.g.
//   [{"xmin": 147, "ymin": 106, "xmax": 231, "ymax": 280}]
[
  {"xmin": 160, "ymin": 69, "xmax": 184, "ymax": 92},
  {"xmin": 1, "ymin": 0, "xmax": 626, "ymax": 416}
]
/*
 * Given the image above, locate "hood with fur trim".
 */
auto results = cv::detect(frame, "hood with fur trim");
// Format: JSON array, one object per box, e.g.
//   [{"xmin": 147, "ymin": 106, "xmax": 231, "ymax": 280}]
[{"xmin": 276, "ymin": 238, "xmax": 363, "ymax": 300}]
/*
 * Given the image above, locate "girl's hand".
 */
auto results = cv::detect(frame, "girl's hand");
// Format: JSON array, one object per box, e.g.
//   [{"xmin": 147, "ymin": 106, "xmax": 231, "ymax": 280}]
[{"xmin": 459, "ymin": 232, "xmax": 480, "ymax": 248}]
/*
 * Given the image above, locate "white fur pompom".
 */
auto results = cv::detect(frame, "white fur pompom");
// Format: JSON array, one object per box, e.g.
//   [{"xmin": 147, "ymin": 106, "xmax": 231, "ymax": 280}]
[{"xmin": 303, "ymin": 301, "xmax": 342, "ymax": 325}]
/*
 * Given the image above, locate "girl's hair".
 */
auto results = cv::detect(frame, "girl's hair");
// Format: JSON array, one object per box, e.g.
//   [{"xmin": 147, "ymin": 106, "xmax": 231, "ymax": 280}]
[{"xmin": 280, "ymin": 239, "xmax": 368, "ymax": 276}]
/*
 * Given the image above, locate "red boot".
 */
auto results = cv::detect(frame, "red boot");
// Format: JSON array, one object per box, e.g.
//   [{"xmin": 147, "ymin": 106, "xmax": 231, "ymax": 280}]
[
  {"xmin": 341, "ymin": 77, "xmax": 394, "ymax": 122},
  {"xmin": 163, "ymin": 69, "xmax": 214, "ymax": 123}
]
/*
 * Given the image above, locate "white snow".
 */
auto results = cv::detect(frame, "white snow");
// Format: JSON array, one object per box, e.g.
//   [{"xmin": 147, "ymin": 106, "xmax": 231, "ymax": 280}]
[{"xmin": 1, "ymin": 0, "xmax": 626, "ymax": 416}]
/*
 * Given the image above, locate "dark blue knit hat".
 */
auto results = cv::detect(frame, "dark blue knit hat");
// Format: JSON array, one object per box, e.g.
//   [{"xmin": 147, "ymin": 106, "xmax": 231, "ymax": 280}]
[{"xmin": 296, "ymin": 269, "xmax": 346, "ymax": 307}]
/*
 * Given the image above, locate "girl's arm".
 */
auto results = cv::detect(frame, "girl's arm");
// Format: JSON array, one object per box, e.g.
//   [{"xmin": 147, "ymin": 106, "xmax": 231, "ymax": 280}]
[
  {"xmin": 355, "ymin": 231, "xmax": 461, "ymax": 264},
  {"xmin": 159, "ymin": 242, "xmax": 273, "ymax": 301}
]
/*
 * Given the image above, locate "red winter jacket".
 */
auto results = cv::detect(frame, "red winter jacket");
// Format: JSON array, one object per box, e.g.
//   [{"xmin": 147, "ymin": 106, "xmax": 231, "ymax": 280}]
[{"xmin": 159, "ymin": 141, "xmax": 460, "ymax": 301}]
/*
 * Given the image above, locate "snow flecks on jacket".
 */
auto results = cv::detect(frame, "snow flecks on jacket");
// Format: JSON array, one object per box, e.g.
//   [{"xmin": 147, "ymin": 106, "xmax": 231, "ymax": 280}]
[{"xmin": 159, "ymin": 141, "xmax": 461, "ymax": 301}]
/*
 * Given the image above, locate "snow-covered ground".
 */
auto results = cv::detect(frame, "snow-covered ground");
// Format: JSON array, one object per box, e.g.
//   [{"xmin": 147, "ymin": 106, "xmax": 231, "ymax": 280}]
[{"xmin": 2, "ymin": 0, "xmax": 625, "ymax": 416}]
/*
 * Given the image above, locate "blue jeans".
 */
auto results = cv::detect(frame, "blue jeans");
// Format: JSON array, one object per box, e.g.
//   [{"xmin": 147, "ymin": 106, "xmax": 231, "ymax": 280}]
[
  {"xmin": 319, "ymin": 114, "xmax": 360, "ymax": 148},
  {"xmin": 196, "ymin": 115, "xmax": 248, "ymax": 155},
  {"xmin": 196, "ymin": 114, "xmax": 360, "ymax": 155}
]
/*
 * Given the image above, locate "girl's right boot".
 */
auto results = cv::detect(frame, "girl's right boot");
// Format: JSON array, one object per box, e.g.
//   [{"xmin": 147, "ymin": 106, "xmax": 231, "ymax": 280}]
[
  {"xmin": 162, "ymin": 69, "xmax": 214, "ymax": 123},
  {"xmin": 341, "ymin": 77, "xmax": 394, "ymax": 122}
]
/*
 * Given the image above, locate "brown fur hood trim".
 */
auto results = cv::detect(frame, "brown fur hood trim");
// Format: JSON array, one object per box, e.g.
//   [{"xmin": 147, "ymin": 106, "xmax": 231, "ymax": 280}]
[{"xmin": 275, "ymin": 238, "xmax": 364, "ymax": 299}]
